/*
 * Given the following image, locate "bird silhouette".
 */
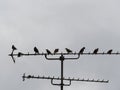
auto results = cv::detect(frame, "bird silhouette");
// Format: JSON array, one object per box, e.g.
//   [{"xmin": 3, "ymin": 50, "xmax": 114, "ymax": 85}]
[
  {"xmin": 79, "ymin": 47, "xmax": 85, "ymax": 54},
  {"xmin": 54, "ymin": 49, "xmax": 59, "ymax": 54},
  {"xmin": 34, "ymin": 47, "xmax": 39, "ymax": 54},
  {"xmin": 12, "ymin": 45, "xmax": 17, "ymax": 50},
  {"xmin": 27, "ymin": 75, "xmax": 32, "ymax": 79},
  {"xmin": 46, "ymin": 49, "xmax": 52, "ymax": 55},
  {"xmin": 17, "ymin": 52, "xmax": 23, "ymax": 57},
  {"xmin": 93, "ymin": 48, "xmax": 99, "ymax": 54},
  {"xmin": 65, "ymin": 48, "xmax": 72, "ymax": 53},
  {"xmin": 107, "ymin": 49, "xmax": 113, "ymax": 54}
]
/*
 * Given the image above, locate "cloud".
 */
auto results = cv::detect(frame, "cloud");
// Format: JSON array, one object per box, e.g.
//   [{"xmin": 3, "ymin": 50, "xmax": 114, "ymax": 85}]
[{"xmin": 0, "ymin": 0, "xmax": 120, "ymax": 90}]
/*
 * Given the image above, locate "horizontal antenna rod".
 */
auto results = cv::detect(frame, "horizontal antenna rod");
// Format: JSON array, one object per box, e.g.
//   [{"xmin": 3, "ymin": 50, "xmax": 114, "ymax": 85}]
[
  {"xmin": 9, "ymin": 52, "xmax": 120, "ymax": 56},
  {"xmin": 22, "ymin": 74, "xmax": 109, "ymax": 83}
]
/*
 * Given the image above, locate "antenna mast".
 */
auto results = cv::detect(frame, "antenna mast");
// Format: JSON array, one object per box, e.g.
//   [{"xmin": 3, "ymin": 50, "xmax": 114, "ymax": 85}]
[{"xmin": 9, "ymin": 46, "xmax": 118, "ymax": 90}]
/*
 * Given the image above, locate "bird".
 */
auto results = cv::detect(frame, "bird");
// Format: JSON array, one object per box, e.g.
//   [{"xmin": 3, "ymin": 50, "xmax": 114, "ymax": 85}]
[
  {"xmin": 107, "ymin": 49, "xmax": 113, "ymax": 54},
  {"xmin": 78, "ymin": 47, "xmax": 85, "ymax": 54},
  {"xmin": 46, "ymin": 49, "xmax": 52, "ymax": 55},
  {"xmin": 27, "ymin": 75, "xmax": 32, "ymax": 79},
  {"xmin": 34, "ymin": 47, "xmax": 39, "ymax": 54},
  {"xmin": 12, "ymin": 45, "xmax": 17, "ymax": 50},
  {"xmin": 17, "ymin": 52, "xmax": 23, "ymax": 57},
  {"xmin": 93, "ymin": 48, "xmax": 99, "ymax": 54},
  {"xmin": 65, "ymin": 48, "xmax": 72, "ymax": 54},
  {"xmin": 54, "ymin": 49, "xmax": 59, "ymax": 54}
]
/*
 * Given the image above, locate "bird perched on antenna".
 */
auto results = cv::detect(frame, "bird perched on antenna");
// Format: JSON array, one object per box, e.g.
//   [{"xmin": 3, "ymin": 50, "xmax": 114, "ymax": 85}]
[
  {"xmin": 107, "ymin": 49, "xmax": 113, "ymax": 54},
  {"xmin": 18, "ymin": 52, "xmax": 23, "ymax": 57},
  {"xmin": 12, "ymin": 45, "xmax": 17, "ymax": 51},
  {"xmin": 34, "ymin": 47, "xmax": 39, "ymax": 54},
  {"xmin": 65, "ymin": 48, "xmax": 72, "ymax": 54},
  {"xmin": 78, "ymin": 47, "xmax": 85, "ymax": 55},
  {"xmin": 46, "ymin": 49, "xmax": 52, "ymax": 55},
  {"xmin": 54, "ymin": 49, "xmax": 59, "ymax": 54},
  {"xmin": 93, "ymin": 48, "xmax": 99, "ymax": 54}
]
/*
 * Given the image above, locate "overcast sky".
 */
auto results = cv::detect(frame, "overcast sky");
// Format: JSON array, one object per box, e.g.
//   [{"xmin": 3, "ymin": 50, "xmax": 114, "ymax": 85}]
[{"xmin": 0, "ymin": 0, "xmax": 120, "ymax": 90}]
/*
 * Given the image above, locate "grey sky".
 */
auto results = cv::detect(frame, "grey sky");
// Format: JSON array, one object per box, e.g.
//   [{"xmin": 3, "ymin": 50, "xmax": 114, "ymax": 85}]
[{"xmin": 0, "ymin": 0, "xmax": 120, "ymax": 90}]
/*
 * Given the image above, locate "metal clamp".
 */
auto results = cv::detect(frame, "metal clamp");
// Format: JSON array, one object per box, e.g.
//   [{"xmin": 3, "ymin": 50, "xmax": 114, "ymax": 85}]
[
  {"xmin": 45, "ymin": 54, "xmax": 80, "ymax": 60},
  {"xmin": 51, "ymin": 79, "xmax": 71, "ymax": 86}
]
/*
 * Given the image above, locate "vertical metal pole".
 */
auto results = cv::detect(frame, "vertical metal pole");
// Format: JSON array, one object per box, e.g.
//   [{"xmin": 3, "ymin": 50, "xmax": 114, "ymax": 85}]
[
  {"xmin": 61, "ymin": 60, "xmax": 63, "ymax": 90},
  {"xmin": 60, "ymin": 54, "xmax": 64, "ymax": 90}
]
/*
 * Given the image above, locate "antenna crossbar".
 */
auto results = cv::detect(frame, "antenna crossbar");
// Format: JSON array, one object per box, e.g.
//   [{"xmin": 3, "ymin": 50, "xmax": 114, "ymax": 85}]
[
  {"xmin": 9, "ymin": 52, "xmax": 120, "ymax": 57},
  {"xmin": 22, "ymin": 74, "xmax": 109, "ymax": 84}
]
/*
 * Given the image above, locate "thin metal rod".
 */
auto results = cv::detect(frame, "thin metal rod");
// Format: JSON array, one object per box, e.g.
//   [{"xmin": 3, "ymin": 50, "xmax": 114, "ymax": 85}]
[
  {"xmin": 22, "ymin": 74, "xmax": 109, "ymax": 83},
  {"xmin": 9, "ymin": 52, "xmax": 120, "ymax": 57},
  {"xmin": 61, "ymin": 60, "xmax": 64, "ymax": 90}
]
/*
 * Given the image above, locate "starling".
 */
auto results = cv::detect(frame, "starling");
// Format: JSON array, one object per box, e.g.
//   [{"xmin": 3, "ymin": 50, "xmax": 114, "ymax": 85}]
[
  {"xmin": 107, "ymin": 49, "xmax": 113, "ymax": 54},
  {"xmin": 34, "ymin": 47, "xmax": 39, "ymax": 54},
  {"xmin": 27, "ymin": 75, "xmax": 32, "ymax": 78},
  {"xmin": 12, "ymin": 45, "xmax": 17, "ymax": 50},
  {"xmin": 17, "ymin": 52, "xmax": 23, "ymax": 57},
  {"xmin": 46, "ymin": 49, "xmax": 52, "ymax": 55},
  {"xmin": 54, "ymin": 49, "xmax": 59, "ymax": 54},
  {"xmin": 79, "ymin": 47, "xmax": 85, "ymax": 54},
  {"xmin": 93, "ymin": 48, "xmax": 99, "ymax": 54},
  {"xmin": 65, "ymin": 48, "xmax": 72, "ymax": 53}
]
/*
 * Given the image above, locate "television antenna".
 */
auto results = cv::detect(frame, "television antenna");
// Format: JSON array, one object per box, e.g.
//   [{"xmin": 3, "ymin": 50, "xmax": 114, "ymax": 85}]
[{"xmin": 9, "ymin": 45, "xmax": 119, "ymax": 90}]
